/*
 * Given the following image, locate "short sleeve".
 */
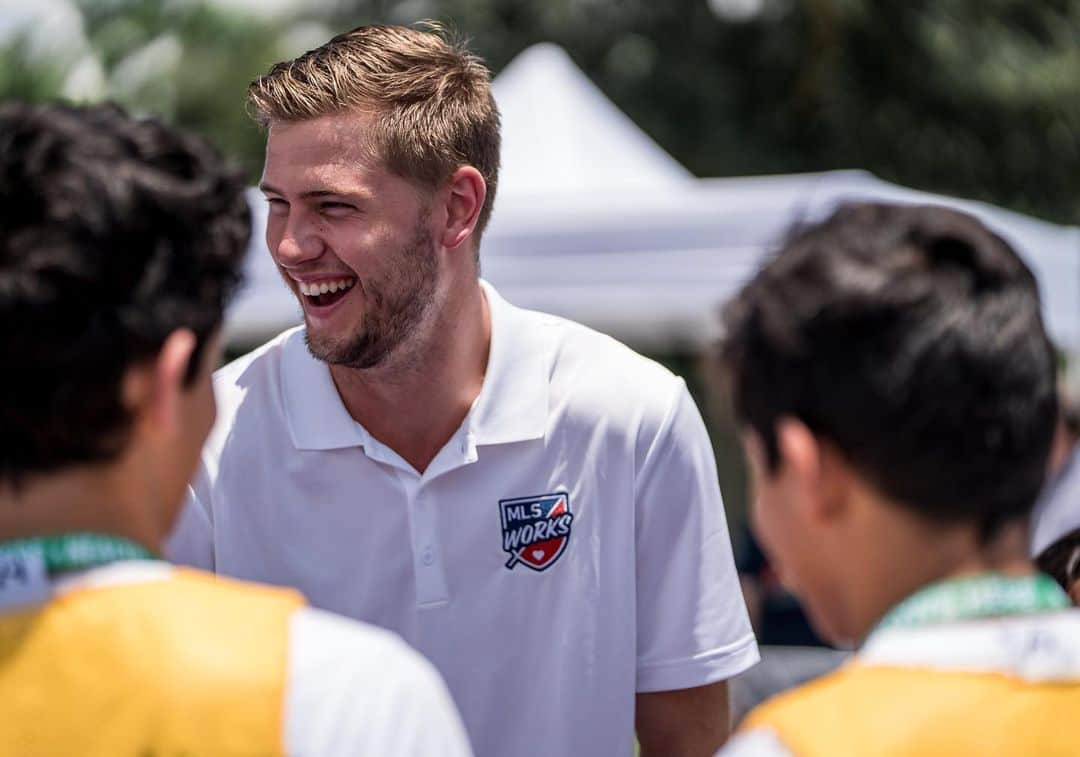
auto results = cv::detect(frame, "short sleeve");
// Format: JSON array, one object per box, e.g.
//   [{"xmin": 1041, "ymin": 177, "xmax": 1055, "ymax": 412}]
[
  {"xmin": 285, "ymin": 607, "xmax": 473, "ymax": 757},
  {"xmin": 715, "ymin": 728, "xmax": 794, "ymax": 757},
  {"xmin": 635, "ymin": 380, "xmax": 759, "ymax": 692},
  {"xmin": 165, "ymin": 475, "xmax": 215, "ymax": 571}
]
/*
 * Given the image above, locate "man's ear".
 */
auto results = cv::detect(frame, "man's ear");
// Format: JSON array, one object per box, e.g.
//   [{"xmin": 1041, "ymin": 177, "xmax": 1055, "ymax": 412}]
[
  {"xmin": 126, "ymin": 329, "xmax": 197, "ymax": 437},
  {"xmin": 439, "ymin": 165, "xmax": 486, "ymax": 252},
  {"xmin": 775, "ymin": 417, "xmax": 848, "ymax": 523}
]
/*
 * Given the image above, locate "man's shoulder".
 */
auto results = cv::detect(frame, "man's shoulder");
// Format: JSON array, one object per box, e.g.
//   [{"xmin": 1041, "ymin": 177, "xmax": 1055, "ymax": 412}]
[
  {"xmin": 517, "ymin": 305, "xmax": 685, "ymax": 416},
  {"xmin": 213, "ymin": 327, "xmax": 302, "ymax": 401},
  {"xmin": 203, "ymin": 327, "xmax": 304, "ymax": 449}
]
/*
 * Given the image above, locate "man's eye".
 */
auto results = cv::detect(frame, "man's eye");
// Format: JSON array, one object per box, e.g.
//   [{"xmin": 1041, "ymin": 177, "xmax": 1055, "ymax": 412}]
[
  {"xmin": 265, "ymin": 198, "xmax": 288, "ymax": 215},
  {"xmin": 320, "ymin": 202, "xmax": 355, "ymax": 213}
]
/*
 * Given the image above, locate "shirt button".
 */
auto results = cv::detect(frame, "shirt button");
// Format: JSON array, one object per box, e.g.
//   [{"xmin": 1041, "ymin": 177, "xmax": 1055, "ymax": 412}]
[{"xmin": 421, "ymin": 547, "xmax": 435, "ymax": 566}]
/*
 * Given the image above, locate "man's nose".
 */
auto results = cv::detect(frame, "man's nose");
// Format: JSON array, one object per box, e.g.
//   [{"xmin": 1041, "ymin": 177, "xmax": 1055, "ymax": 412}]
[{"xmin": 271, "ymin": 214, "xmax": 324, "ymax": 268}]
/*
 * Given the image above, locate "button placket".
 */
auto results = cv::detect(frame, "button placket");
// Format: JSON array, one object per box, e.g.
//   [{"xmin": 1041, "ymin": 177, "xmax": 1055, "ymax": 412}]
[{"xmin": 410, "ymin": 485, "xmax": 449, "ymax": 608}]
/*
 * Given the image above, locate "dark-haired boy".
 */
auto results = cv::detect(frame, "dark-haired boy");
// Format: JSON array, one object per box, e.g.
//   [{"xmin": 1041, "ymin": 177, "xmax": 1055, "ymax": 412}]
[
  {"xmin": 0, "ymin": 102, "xmax": 470, "ymax": 756},
  {"xmin": 717, "ymin": 203, "xmax": 1080, "ymax": 755}
]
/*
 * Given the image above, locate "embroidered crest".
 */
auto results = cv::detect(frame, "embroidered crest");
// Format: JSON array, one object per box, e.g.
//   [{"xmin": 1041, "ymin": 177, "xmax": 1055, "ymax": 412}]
[{"xmin": 499, "ymin": 492, "xmax": 573, "ymax": 571}]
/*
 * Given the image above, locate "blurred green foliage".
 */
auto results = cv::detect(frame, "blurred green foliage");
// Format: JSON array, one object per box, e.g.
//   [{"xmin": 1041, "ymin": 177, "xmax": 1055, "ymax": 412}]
[
  {"xmin": 3, "ymin": 0, "xmax": 1077, "ymax": 223},
  {"xmin": 1, "ymin": 0, "xmax": 307, "ymax": 178},
  {"xmin": 326, "ymin": 0, "xmax": 1080, "ymax": 223}
]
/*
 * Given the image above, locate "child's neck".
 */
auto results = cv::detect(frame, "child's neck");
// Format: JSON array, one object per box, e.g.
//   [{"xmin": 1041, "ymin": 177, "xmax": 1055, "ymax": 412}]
[
  {"xmin": 938, "ymin": 521, "xmax": 1034, "ymax": 580},
  {"xmin": 849, "ymin": 518, "xmax": 1034, "ymax": 645},
  {"xmin": 0, "ymin": 463, "xmax": 161, "ymax": 553}
]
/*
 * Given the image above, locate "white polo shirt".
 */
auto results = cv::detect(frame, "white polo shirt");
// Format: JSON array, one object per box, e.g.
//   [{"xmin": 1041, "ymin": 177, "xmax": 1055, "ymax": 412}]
[{"xmin": 168, "ymin": 281, "xmax": 758, "ymax": 757}]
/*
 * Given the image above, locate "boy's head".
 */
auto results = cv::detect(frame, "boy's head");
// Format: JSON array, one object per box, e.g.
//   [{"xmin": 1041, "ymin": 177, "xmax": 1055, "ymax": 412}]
[
  {"xmin": 0, "ymin": 103, "xmax": 250, "ymax": 525},
  {"xmin": 720, "ymin": 202, "xmax": 1057, "ymax": 643}
]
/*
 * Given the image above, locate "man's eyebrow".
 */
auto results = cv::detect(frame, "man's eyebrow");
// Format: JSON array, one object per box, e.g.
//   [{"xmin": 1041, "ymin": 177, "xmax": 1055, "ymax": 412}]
[
  {"xmin": 258, "ymin": 183, "xmax": 364, "ymax": 200},
  {"xmin": 301, "ymin": 189, "xmax": 357, "ymax": 199}
]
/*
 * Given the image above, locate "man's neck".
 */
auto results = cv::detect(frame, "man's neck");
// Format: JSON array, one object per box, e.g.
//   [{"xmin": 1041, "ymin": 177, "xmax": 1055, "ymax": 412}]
[
  {"xmin": 329, "ymin": 280, "xmax": 491, "ymax": 474},
  {"xmin": 0, "ymin": 462, "xmax": 162, "ymax": 552}
]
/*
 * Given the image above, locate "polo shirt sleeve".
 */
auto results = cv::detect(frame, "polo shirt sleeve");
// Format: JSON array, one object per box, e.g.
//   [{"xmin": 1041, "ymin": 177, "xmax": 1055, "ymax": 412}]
[
  {"xmin": 165, "ymin": 479, "xmax": 215, "ymax": 571},
  {"xmin": 635, "ymin": 379, "xmax": 759, "ymax": 692},
  {"xmin": 285, "ymin": 607, "xmax": 473, "ymax": 757}
]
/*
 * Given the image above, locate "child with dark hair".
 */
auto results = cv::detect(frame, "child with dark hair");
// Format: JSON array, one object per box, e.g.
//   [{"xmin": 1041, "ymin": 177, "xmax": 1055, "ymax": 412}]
[
  {"xmin": 716, "ymin": 202, "xmax": 1080, "ymax": 755},
  {"xmin": 0, "ymin": 103, "xmax": 469, "ymax": 756}
]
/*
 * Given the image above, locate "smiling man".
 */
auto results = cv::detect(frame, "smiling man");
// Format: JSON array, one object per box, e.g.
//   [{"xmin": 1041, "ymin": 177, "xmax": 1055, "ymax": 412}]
[{"xmin": 167, "ymin": 24, "xmax": 758, "ymax": 757}]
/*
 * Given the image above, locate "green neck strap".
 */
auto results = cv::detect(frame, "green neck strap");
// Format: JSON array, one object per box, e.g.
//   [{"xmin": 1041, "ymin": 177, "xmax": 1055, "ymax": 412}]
[
  {"xmin": 0, "ymin": 533, "xmax": 158, "ymax": 577},
  {"xmin": 875, "ymin": 571, "xmax": 1069, "ymax": 634}
]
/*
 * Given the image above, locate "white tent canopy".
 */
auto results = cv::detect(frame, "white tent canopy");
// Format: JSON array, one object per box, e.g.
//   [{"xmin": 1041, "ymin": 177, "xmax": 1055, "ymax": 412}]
[
  {"xmin": 480, "ymin": 169, "xmax": 1080, "ymax": 351},
  {"xmin": 493, "ymin": 42, "xmax": 692, "ymax": 196},
  {"xmin": 226, "ymin": 44, "xmax": 1080, "ymax": 353}
]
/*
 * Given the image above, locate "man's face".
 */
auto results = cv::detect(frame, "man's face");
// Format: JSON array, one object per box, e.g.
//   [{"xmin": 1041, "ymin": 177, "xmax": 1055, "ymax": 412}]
[{"xmin": 260, "ymin": 111, "xmax": 439, "ymax": 369}]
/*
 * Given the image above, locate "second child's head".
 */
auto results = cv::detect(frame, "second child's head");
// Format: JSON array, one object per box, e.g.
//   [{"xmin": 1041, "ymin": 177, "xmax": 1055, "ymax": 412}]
[
  {"xmin": 720, "ymin": 203, "xmax": 1057, "ymax": 644},
  {"xmin": 0, "ymin": 103, "xmax": 250, "ymax": 539}
]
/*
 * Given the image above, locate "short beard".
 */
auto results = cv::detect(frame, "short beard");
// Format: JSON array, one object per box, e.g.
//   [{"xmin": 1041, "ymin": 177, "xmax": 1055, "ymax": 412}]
[{"xmin": 305, "ymin": 214, "xmax": 438, "ymax": 370}]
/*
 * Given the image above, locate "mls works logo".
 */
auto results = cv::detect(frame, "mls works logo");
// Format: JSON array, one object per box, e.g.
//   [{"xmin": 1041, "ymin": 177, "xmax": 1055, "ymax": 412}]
[{"xmin": 499, "ymin": 492, "xmax": 573, "ymax": 572}]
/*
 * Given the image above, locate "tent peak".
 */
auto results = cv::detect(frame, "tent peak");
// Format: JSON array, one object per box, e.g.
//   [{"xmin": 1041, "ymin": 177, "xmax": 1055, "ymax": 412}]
[{"xmin": 492, "ymin": 41, "xmax": 691, "ymax": 196}]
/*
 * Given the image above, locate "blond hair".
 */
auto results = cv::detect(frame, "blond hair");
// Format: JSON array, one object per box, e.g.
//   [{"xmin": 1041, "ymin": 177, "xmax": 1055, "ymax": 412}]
[{"xmin": 248, "ymin": 23, "xmax": 500, "ymax": 236}]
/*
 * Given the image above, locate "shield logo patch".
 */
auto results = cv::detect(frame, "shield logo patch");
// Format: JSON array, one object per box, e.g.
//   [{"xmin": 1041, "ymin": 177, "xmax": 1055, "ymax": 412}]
[{"xmin": 499, "ymin": 492, "xmax": 573, "ymax": 571}]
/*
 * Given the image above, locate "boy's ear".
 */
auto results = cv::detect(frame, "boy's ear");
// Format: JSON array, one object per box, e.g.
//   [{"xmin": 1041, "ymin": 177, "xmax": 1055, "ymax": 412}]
[
  {"xmin": 775, "ymin": 417, "xmax": 820, "ymax": 486},
  {"xmin": 124, "ymin": 329, "xmax": 197, "ymax": 436},
  {"xmin": 775, "ymin": 417, "xmax": 849, "ymax": 523}
]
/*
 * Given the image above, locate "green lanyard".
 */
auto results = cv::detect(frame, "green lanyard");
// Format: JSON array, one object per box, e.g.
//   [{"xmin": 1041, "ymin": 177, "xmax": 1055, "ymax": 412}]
[
  {"xmin": 874, "ymin": 572, "xmax": 1070, "ymax": 633},
  {"xmin": 0, "ymin": 533, "xmax": 158, "ymax": 577},
  {"xmin": 0, "ymin": 533, "xmax": 159, "ymax": 611}
]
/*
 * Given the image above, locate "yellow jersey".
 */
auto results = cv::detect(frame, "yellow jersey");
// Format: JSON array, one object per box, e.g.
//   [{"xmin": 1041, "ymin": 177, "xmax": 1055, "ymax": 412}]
[
  {"xmin": 722, "ymin": 575, "xmax": 1080, "ymax": 756},
  {"xmin": 0, "ymin": 557, "xmax": 472, "ymax": 756}
]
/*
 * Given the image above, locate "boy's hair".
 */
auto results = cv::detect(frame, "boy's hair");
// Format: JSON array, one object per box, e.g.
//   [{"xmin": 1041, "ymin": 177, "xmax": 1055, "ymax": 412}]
[
  {"xmin": 1036, "ymin": 527, "xmax": 1080, "ymax": 593},
  {"xmin": 720, "ymin": 202, "xmax": 1057, "ymax": 541},
  {"xmin": 0, "ymin": 102, "xmax": 250, "ymax": 483},
  {"xmin": 247, "ymin": 23, "xmax": 501, "ymax": 237}
]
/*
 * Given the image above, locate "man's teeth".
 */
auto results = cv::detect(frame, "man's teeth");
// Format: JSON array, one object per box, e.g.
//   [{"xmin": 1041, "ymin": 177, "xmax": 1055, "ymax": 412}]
[{"xmin": 298, "ymin": 278, "xmax": 356, "ymax": 297}]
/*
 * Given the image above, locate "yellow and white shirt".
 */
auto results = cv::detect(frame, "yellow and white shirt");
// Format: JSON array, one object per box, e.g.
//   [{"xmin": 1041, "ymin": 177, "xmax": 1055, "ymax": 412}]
[
  {"xmin": 721, "ymin": 574, "xmax": 1080, "ymax": 756},
  {"xmin": 0, "ymin": 556, "xmax": 472, "ymax": 756}
]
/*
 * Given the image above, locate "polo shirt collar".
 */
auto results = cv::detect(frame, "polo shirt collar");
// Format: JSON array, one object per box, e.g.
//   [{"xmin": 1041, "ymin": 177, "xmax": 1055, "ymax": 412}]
[
  {"xmin": 280, "ymin": 328, "xmax": 370, "ymax": 451},
  {"xmin": 279, "ymin": 279, "xmax": 550, "ymax": 452},
  {"xmin": 469, "ymin": 279, "xmax": 550, "ymax": 446}
]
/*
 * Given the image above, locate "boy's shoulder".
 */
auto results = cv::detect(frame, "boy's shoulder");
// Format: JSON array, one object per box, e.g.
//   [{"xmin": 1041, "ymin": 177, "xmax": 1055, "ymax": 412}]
[{"xmin": 733, "ymin": 610, "xmax": 1080, "ymax": 756}]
